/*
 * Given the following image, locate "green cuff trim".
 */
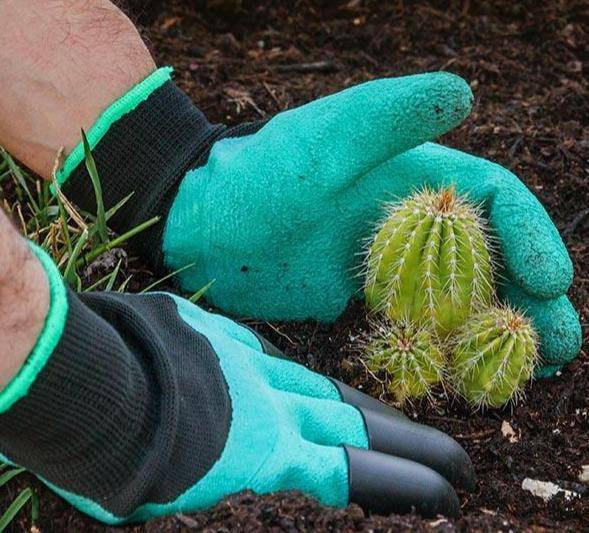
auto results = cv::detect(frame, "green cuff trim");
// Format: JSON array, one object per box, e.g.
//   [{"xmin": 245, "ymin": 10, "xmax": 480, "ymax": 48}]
[
  {"xmin": 54, "ymin": 66, "xmax": 174, "ymax": 188},
  {"xmin": 0, "ymin": 243, "xmax": 68, "ymax": 413}
]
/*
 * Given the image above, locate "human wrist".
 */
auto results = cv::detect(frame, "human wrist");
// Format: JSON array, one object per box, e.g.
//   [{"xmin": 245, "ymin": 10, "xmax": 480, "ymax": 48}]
[{"xmin": 0, "ymin": 0, "xmax": 155, "ymax": 179}]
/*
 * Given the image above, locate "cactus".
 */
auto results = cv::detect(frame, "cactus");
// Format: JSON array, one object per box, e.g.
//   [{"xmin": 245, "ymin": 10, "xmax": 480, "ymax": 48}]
[
  {"xmin": 450, "ymin": 305, "xmax": 538, "ymax": 408},
  {"xmin": 364, "ymin": 319, "xmax": 446, "ymax": 404},
  {"xmin": 365, "ymin": 186, "xmax": 494, "ymax": 336}
]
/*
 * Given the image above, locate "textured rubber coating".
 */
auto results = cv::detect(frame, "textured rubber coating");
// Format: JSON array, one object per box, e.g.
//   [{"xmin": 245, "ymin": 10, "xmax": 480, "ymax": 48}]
[{"xmin": 163, "ymin": 72, "xmax": 474, "ymax": 322}]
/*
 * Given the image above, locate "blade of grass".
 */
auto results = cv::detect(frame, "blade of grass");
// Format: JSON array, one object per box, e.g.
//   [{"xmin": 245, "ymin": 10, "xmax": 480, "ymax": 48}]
[
  {"xmin": 57, "ymin": 199, "xmax": 74, "ymax": 257},
  {"xmin": 0, "ymin": 467, "xmax": 25, "ymax": 488},
  {"xmin": 82, "ymin": 265, "xmax": 120, "ymax": 293},
  {"xmin": 63, "ymin": 229, "xmax": 89, "ymax": 285},
  {"xmin": 81, "ymin": 129, "xmax": 107, "ymax": 244},
  {"xmin": 78, "ymin": 191, "xmax": 135, "ymax": 228},
  {"xmin": 104, "ymin": 259, "xmax": 123, "ymax": 291},
  {"xmin": 1, "ymin": 147, "xmax": 40, "ymax": 214},
  {"xmin": 77, "ymin": 216, "xmax": 160, "ymax": 268},
  {"xmin": 105, "ymin": 192, "xmax": 134, "ymax": 221},
  {"xmin": 117, "ymin": 275, "xmax": 133, "ymax": 293},
  {"xmin": 0, "ymin": 488, "xmax": 34, "ymax": 532},
  {"xmin": 51, "ymin": 175, "xmax": 88, "ymax": 232},
  {"xmin": 189, "ymin": 279, "xmax": 216, "ymax": 303},
  {"xmin": 30, "ymin": 490, "xmax": 39, "ymax": 524},
  {"xmin": 139, "ymin": 263, "xmax": 196, "ymax": 294},
  {"xmin": 79, "ymin": 192, "xmax": 134, "ymax": 244}
]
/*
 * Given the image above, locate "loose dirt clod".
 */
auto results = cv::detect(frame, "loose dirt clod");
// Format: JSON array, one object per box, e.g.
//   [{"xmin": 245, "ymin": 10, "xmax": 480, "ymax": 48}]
[
  {"xmin": 579, "ymin": 466, "xmax": 589, "ymax": 484},
  {"xmin": 501, "ymin": 420, "xmax": 519, "ymax": 443}
]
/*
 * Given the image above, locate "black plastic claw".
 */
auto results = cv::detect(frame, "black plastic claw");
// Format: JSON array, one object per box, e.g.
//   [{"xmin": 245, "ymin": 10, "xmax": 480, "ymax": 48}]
[
  {"xmin": 359, "ymin": 407, "xmax": 475, "ymax": 491},
  {"xmin": 345, "ymin": 446, "xmax": 460, "ymax": 518},
  {"xmin": 330, "ymin": 378, "xmax": 407, "ymax": 419}
]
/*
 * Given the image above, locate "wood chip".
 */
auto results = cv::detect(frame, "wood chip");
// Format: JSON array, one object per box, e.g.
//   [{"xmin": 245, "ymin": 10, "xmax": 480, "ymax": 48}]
[
  {"xmin": 522, "ymin": 478, "xmax": 579, "ymax": 502},
  {"xmin": 501, "ymin": 420, "xmax": 519, "ymax": 443},
  {"xmin": 579, "ymin": 465, "xmax": 589, "ymax": 484}
]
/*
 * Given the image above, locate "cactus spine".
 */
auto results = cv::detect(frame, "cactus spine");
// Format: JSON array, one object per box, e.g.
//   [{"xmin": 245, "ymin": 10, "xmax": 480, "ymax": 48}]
[
  {"xmin": 365, "ymin": 187, "xmax": 494, "ymax": 336},
  {"xmin": 364, "ymin": 319, "xmax": 445, "ymax": 405},
  {"xmin": 450, "ymin": 305, "xmax": 538, "ymax": 408}
]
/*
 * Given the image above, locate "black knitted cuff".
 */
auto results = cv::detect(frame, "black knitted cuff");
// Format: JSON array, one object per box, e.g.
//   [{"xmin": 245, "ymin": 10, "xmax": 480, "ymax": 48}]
[
  {"xmin": 0, "ymin": 289, "xmax": 231, "ymax": 518},
  {"xmin": 62, "ymin": 79, "xmax": 263, "ymax": 272}
]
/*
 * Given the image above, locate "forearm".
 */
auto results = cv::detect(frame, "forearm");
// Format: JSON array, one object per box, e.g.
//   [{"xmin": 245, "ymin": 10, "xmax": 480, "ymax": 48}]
[
  {"xmin": 0, "ymin": 211, "xmax": 49, "ymax": 389},
  {"xmin": 0, "ymin": 0, "xmax": 155, "ymax": 179}
]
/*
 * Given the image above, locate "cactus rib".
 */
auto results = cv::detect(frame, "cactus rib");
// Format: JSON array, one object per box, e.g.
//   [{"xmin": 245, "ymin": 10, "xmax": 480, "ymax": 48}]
[
  {"xmin": 365, "ymin": 186, "xmax": 494, "ymax": 336},
  {"xmin": 450, "ymin": 305, "xmax": 539, "ymax": 409}
]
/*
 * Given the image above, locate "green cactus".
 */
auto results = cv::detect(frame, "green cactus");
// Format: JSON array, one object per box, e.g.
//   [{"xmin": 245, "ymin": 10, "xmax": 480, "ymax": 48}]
[
  {"xmin": 450, "ymin": 305, "xmax": 538, "ymax": 408},
  {"xmin": 364, "ymin": 319, "xmax": 446, "ymax": 405},
  {"xmin": 365, "ymin": 186, "xmax": 494, "ymax": 336}
]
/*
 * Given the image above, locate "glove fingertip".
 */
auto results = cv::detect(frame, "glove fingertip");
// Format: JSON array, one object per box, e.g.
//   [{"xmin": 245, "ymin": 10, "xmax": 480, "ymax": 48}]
[
  {"xmin": 509, "ymin": 238, "xmax": 573, "ymax": 299},
  {"xmin": 533, "ymin": 363, "xmax": 564, "ymax": 379},
  {"xmin": 535, "ymin": 299, "xmax": 582, "ymax": 369},
  {"xmin": 499, "ymin": 284, "xmax": 582, "ymax": 372},
  {"xmin": 492, "ymin": 189, "xmax": 574, "ymax": 299},
  {"xmin": 401, "ymin": 71, "xmax": 473, "ymax": 143}
]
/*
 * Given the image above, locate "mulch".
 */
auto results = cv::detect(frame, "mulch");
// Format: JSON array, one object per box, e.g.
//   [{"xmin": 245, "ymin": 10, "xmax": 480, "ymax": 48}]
[{"xmin": 3, "ymin": 0, "xmax": 588, "ymax": 530}]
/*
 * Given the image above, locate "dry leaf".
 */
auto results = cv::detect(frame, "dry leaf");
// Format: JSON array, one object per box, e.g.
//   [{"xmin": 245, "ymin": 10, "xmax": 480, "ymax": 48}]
[{"xmin": 501, "ymin": 420, "xmax": 519, "ymax": 443}]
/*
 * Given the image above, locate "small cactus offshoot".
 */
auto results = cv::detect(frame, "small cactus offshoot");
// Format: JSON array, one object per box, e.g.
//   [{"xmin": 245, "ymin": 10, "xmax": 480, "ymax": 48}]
[
  {"xmin": 365, "ymin": 186, "xmax": 494, "ymax": 336},
  {"xmin": 450, "ymin": 305, "xmax": 538, "ymax": 408},
  {"xmin": 364, "ymin": 319, "xmax": 445, "ymax": 405}
]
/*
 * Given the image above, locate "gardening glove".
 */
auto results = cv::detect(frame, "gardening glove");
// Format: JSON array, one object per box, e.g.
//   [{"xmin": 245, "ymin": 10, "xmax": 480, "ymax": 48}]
[
  {"xmin": 0, "ymin": 246, "xmax": 474, "ymax": 525},
  {"xmin": 56, "ymin": 67, "xmax": 473, "ymax": 323},
  {"xmin": 360, "ymin": 142, "xmax": 581, "ymax": 377},
  {"xmin": 56, "ymin": 67, "xmax": 579, "ymax": 376}
]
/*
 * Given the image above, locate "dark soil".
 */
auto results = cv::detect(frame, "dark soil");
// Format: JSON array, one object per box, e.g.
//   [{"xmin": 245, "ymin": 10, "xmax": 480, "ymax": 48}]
[{"xmin": 4, "ymin": 0, "xmax": 589, "ymax": 531}]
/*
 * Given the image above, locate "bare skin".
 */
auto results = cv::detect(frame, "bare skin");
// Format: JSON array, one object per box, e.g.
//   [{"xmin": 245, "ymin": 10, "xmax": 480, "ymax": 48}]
[
  {"xmin": 0, "ymin": 0, "xmax": 151, "ymax": 388},
  {"xmin": 0, "ymin": 210, "xmax": 49, "ymax": 389},
  {"xmin": 0, "ymin": 0, "xmax": 155, "ymax": 179}
]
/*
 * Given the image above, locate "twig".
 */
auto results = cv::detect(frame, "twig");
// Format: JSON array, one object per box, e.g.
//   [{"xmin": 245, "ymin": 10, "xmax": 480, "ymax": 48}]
[
  {"xmin": 262, "ymin": 80, "xmax": 284, "ymax": 110},
  {"xmin": 562, "ymin": 207, "xmax": 589, "ymax": 238},
  {"xmin": 51, "ymin": 147, "xmax": 88, "ymax": 232},
  {"xmin": 455, "ymin": 428, "xmax": 496, "ymax": 440},
  {"xmin": 274, "ymin": 60, "xmax": 336, "ymax": 73},
  {"xmin": 264, "ymin": 322, "xmax": 297, "ymax": 346}
]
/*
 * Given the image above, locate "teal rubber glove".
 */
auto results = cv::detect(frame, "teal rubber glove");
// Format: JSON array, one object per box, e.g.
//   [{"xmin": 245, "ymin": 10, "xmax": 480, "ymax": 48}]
[
  {"xmin": 359, "ymin": 142, "xmax": 581, "ymax": 376},
  {"xmin": 58, "ymin": 68, "xmax": 579, "ymax": 376},
  {"xmin": 0, "ymin": 246, "xmax": 473, "ymax": 524}
]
